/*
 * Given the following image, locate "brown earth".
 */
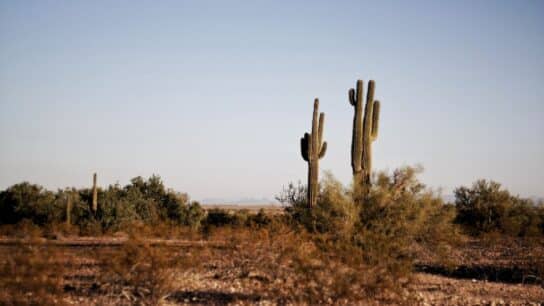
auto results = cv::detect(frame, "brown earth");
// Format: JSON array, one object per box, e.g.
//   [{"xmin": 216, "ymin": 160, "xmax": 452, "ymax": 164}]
[{"xmin": 0, "ymin": 235, "xmax": 542, "ymax": 305}]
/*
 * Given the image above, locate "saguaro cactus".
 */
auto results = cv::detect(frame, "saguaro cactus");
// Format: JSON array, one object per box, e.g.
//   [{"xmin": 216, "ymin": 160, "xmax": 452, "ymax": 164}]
[
  {"xmin": 92, "ymin": 173, "xmax": 98, "ymax": 213},
  {"xmin": 349, "ymin": 80, "xmax": 380, "ymax": 199},
  {"xmin": 300, "ymin": 98, "xmax": 327, "ymax": 208},
  {"xmin": 66, "ymin": 192, "xmax": 72, "ymax": 225}
]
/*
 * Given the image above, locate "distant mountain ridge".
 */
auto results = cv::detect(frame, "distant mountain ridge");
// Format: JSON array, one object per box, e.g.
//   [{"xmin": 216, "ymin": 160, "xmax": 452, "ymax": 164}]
[{"xmin": 200, "ymin": 197, "xmax": 278, "ymax": 205}]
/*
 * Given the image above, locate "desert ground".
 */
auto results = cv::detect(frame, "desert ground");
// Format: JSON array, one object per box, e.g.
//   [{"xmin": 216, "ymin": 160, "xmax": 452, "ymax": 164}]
[{"xmin": 1, "ymin": 221, "xmax": 542, "ymax": 305}]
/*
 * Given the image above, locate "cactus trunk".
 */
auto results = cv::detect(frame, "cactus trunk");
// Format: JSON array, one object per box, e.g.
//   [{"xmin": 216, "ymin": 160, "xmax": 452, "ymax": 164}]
[
  {"xmin": 301, "ymin": 99, "xmax": 327, "ymax": 209},
  {"xmin": 307, "ymin": 155, "xmax": 319, "ymax": 209},
  {"xmin": 66, "ymin": 193, "xmax": 72, "ymax": 225},
  {"xmin": 92, "ymin": 173, "xmax": 98, "ymax": 213},
  {"xmin": 349, "ymin": 79, "xmax": 380, "ymax": 201}
]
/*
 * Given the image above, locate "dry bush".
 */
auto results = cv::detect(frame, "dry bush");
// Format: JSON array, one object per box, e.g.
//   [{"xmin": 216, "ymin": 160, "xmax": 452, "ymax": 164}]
[
  {"xmin": 43, "ymin": 222, "xmax": 80, "ymax": 240},
  {"xmin": 205, "ymin": 225, "xmax": 413, "ymax": 304},
  {"xmin": 97, "ymin": 235, "xmax": 200, "ymax": 305},
  {"xmin": 0, "ymin": 243, "xmax": 66, "ymax": 305},
  {"xmin": 0, "ymin": 219, "xmax": 43, "ymax": 239},
  {"xmin": 358, "ymin": 166, "xmax": 461, "ymax": 267},
  {"xmin": 280, "ymin": 172, "xmax": 358, "ymax": 237},
  {"xmin": 276, "ymin": 166, "xmax": 465, "ymax": 302}
]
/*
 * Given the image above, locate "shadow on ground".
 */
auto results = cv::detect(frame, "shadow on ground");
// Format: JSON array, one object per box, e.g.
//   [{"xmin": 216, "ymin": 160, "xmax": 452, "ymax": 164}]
[
  {"xmin": 415, "ymin": 264, "xmax": 542, "ymax": 285},
  {"xmin": 168, "ymin": 290, "xmax": 262, "ymax": 305}
]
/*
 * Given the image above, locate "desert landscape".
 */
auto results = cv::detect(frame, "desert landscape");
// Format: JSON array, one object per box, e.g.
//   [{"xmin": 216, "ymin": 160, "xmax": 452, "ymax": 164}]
[
  {"xmin": 1, "ymin": 1, "xmax": 543, "ymax": 305},
  {"xmin": 0, "ymin": 174, "xmax": 543, "ymax": 305}
]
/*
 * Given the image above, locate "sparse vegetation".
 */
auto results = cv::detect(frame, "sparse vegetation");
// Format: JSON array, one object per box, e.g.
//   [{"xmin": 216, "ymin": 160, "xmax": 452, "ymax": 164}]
[
  {"xmin": 0, "ymin": 75, "xmax": 542, "ymax": 304},
  {"xmin": 0, "ymin": 168, "xmax": 542, "ymax": 304},
  {"xmin": 454, "ymin": 179, "xmax": 544, "ymax": 237},
  {"xmin": 0, "ymin": 175, "xmax": 205, "ymax": 235}
]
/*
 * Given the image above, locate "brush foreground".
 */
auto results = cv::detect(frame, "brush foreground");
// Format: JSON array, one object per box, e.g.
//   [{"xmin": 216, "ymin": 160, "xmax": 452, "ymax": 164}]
[{"xmin": 0, "ymin": 232, "xmax": 542, "ymax": 305}]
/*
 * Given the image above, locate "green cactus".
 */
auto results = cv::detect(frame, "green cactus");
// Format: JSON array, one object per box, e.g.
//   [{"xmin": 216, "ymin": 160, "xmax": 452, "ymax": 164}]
[
  {"xmin": 92, "ymin": 173, "xmax": 98, "ymax": 213},
  {"xmin": 349, "ymin": 80, "xmax": 380, "ymax": 200},
  {"xmin": 300, "ymin": 98, "xmax": 327, "ymax": 208}
]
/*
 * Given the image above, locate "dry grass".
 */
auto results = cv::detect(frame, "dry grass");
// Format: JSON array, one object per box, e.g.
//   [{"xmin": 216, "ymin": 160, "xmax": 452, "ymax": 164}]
[
  {"xmin": 0, "ymin": 227, "xmax": 542, "ymax": 305},
  {"xmin": 0, "ymin": 242, "xmax": 65, "ymax": 305},
  {"xmin": 199, "ymin": 225, "xmax": 414, "ymax": 304}
]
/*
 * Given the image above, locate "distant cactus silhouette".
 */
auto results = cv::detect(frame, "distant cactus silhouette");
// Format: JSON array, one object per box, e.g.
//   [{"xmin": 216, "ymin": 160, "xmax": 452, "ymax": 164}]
[
  {"xmin": 349, "ymin": 80, "xmax": 380, "ymax": 200},
  {"xmin": 66, "ymin": 192, "xmax": 72, "ymax": 225},
  {"xmin": 301, "ymin": 99, "xmax": 327, "ymax": 208},
  {"xmin": 92, "ymin": 173, "xmax": 98, "ymax": 213}
]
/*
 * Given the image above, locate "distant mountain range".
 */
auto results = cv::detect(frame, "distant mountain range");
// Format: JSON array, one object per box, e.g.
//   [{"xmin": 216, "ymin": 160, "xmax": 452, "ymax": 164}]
[{"xmin": 200, "ymin": 197, "xmax": 278, "ymax": 205}]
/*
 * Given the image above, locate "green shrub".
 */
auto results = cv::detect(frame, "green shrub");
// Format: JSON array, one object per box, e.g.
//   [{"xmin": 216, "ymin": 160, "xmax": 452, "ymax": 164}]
[
  {"xmin": 278, "ymin": 166, "xmax": 459, "ymax": 297},
  {"xmin": 0, "ymin": 182, "xmax": 55, "ymax": 225},
  {"xmin": 247, "ymin": 208, "xmax": 272, "ymax": 227},
  {"xmin": 0, "ymin": 175, "xmax": 204, "ymax": 233},
  {"xmin": 278, "ymin": 172, "xmax": 357, "ymax": 237},
  {"xmin": 204, "ymin": 208, "xmax": 250, "ymax": 227},
  {"xmin": 355, "ymin": 166, "xmax": 459, "ymax": 277},
  {"xmin": 454, "ymin": 179, "xmax": 543, "ymax": 237}
]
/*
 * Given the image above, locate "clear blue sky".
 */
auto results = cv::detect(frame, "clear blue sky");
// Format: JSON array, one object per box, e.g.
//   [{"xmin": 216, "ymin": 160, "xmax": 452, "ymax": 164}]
[{"xmin": 1, "ymin": 1, "xmax": 543, "ymax": 201}]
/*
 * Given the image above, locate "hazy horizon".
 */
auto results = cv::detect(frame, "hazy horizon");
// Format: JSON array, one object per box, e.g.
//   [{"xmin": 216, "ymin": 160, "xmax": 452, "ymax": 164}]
[{"xmin": 1, "ymin": 1, "xmax": 543, "ymax": 201}]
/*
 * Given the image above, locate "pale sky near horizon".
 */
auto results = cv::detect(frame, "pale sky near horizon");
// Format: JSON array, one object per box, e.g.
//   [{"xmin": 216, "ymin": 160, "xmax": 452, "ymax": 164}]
[{"xmin": 1, "ymin": 1, "xmax": 543, "ymax": 201}]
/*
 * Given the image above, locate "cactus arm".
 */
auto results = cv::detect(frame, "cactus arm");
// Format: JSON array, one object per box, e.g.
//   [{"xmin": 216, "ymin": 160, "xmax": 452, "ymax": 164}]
[
  {"xmin": 311, "ymin": 99, "xmax": 319, "ymax": 161},
  {"xmin": 366, "ymin": 80, "xmax": 375, "ymax": 105},
  {"xmin": 357, "ymin": 79, "xmax": 364, "ymax": 102},
  {"xmin": 318, "ymin": 112, "xmax": 325, "ymax": 146},
  {"xmin": 301, "ymin": 138, "xmax": 308, "ymax": 161},
  {"xmin": 371, "ymin": 100, "xmax": 380, "ymax": 140},
  {"xmin": 362, "ymin": 80, "xmax": 375, "ymax": 154},
  {"xmin": 349, "ymin": 88, "xmax": 356, "ymax": 106},
  {"xmin": 319, "ymin": 141, "xmax": 327, "ymax": 158},
  {"xmin": 301, "ymin": 133, "xmax": 310, "ymax": 161}
]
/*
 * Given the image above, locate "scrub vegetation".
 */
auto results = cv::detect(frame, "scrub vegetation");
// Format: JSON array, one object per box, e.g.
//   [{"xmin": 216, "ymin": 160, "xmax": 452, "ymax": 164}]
[{"xmin": 0, "ymin": 79, "xmax": 542, "ymax": 305}]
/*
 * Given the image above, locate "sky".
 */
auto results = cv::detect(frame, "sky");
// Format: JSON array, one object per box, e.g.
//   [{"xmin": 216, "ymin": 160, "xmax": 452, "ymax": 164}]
[{"xmin": 1, "ymin": 0, "xmax": 543, "ymax": 202}]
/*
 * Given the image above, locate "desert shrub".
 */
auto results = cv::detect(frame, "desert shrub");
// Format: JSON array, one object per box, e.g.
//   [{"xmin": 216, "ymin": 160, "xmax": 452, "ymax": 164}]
[
  {"xmin": 0, "ymin": 182, "xmax": 56, "ymax": 225},
  {"xmin": 0, "ymin": 219, "xmax": 43, "ymax": 239},
  {"xmin": 278, "ymin": 166, "xmax": 456, "ymax": 298},
  {"xmin": 0, "ymin": 243, "xmax": 65, "ymax": 305},
  {"xmin": 0, "ymin": 175, "xmax": 204, "ymax": 234},
  {"xmin": 454, "ymin": 179, "xmax": 543, "ymax": 237},
  {"xmin": 355, "ymin": 166, "xmax": 459, "ymax": 281},
  {"xmin": 247, "ymin": 208, "xmax": 272, "ymax": 227},
  {"xmin": 175, "ymin": 200, "xmax": 206, "ymax": 228},
  {"xmin": 278, "ymin": 172, "xmax": 357, "ymax": 237},
  {"xmin": 204, "ymin": 208, "xmax": 250, "ymax": 228},
  {"xmin": 205, "ymin": 224, "xmax": 411, "ymax": 304},
  {"xmin": 97, "ymin": 236, "xmax": 199, "ymax": 305}
]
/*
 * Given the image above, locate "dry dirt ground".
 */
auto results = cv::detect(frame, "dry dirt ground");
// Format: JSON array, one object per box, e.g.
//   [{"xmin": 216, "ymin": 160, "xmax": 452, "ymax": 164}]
[{"xmin": 0, "ymin": 236, "xmax": 542, "ymax": 305}]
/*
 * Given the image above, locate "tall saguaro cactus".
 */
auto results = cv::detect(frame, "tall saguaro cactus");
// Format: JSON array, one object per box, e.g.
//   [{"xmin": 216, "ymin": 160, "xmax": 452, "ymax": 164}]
[
  {"xmin": 300, "ymin": 99, "xmax": 327, "ymax": 208},
  {"xmin": 349, "ymin": 80, "xmax": 380, "ymax": 199},
  {"xmin": 92, "ymin": 173, "xmax": 98, "ymax": 213}
]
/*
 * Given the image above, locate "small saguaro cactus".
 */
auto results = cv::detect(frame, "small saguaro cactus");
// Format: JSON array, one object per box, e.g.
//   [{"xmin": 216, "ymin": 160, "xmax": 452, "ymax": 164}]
[
  {"xmin": 66, "ymin": 192, "xmax": 72, "ymax": 225},
  {"xmin": 349, "ymin": 79, "xmax": 380, "ymax": 200},
  {"xmin": 92, "ymin": 173, "xmax": 98, "ymax": 213},
  {"xmin": 300, "ymin": 98, "xmax": 327, "ymax": 209}
]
